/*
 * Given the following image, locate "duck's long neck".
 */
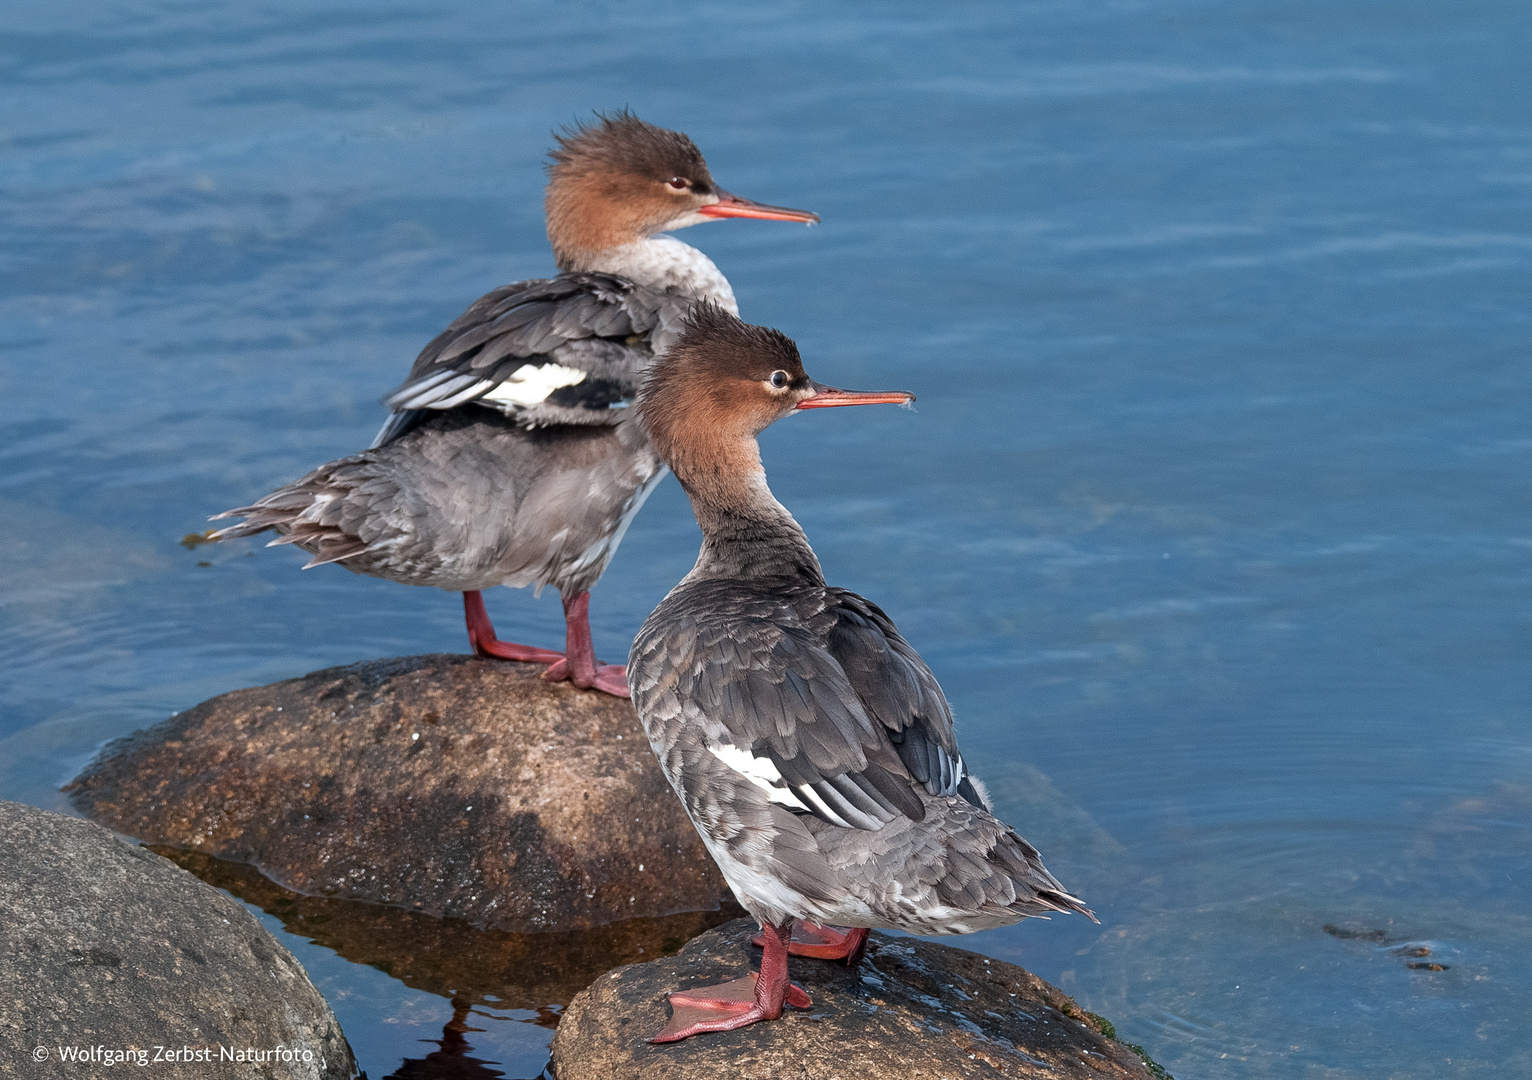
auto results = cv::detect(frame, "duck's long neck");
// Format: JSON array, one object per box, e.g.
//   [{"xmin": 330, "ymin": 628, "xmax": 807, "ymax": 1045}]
[
  {"xmin": 559, "ymin": 235, "xmax": 739, "ymax": 312},
  {"xmin": 675, "ymin": 443, "xmax": 823, "ymax": 587}
]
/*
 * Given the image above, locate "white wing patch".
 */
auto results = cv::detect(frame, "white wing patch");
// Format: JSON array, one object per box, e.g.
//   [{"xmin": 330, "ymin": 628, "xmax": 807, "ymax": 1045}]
[
  {"xmin": 708, "ymin": 743, "xmax": 815, "ymax": 815},
  {"xmin": 480, "ymin": 362, "xmax": 588, "ymax": 407},
  {"xmin": 707, "ymin": 743, "xmax": 884, "ymax": 830},
  {"xmin": 708, "ymin": 743, "xmax": 801, "ymax": 800}
]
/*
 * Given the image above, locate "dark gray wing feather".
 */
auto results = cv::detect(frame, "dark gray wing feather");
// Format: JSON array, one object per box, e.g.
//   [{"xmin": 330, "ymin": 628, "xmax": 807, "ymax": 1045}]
[
  {"xmin": 372, "ymin": 272, "xmax": 685, "ymax": 447},
  {"xmin": 821, "ymin": 589, "xmax": 976, "ymax": 804},
  {"xmin": 635, "ymin": 584, "xmax": 930, "ymax": 831}
]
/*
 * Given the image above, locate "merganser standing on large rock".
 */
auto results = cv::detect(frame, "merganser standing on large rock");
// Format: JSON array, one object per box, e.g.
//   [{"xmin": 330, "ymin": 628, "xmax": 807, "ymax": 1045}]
[
  {"xmin": 212, "ymin": 112, "xmax": 817, "ymax": 696},
  {"xmin": 628, "ymin": 305, "xmax": 1095, "ymax": 1041}
]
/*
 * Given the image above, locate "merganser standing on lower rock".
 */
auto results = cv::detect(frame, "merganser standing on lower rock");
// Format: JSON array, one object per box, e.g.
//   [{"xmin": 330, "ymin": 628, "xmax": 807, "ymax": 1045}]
[
  {"xmin": 212, "ymin": 112, "xmax": 817, "ymax": 696},
  {"xmin": 627, "ymin": 305, "xmax": 1095, "ymax": 1042}
]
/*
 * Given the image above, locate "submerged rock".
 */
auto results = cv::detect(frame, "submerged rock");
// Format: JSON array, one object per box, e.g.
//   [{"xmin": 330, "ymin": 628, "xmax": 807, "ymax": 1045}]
[
  {"xmin": 552, "ymin": 919, "xmax": 1161, "ymax": 1080},
  {"xmin": 0, "ymin": 800, "xmax": 355, "ymax": 1079},
  {"xmin": 67, "ymin": 654, "xmax": 731, "ymax": 933}
]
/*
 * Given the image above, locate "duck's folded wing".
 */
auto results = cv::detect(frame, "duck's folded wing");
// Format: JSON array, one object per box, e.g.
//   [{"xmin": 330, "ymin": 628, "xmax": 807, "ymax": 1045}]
[
  {"xmin": 820, "ymin": 589, "xmax": 979, "ymax": 804},
  {"xmin": 373, "ymin": 272, "xmax": 687, "ymax": 446},
  {"xmin": 633, "ymin": 607, "xmax": 929, "ymax": 831}
]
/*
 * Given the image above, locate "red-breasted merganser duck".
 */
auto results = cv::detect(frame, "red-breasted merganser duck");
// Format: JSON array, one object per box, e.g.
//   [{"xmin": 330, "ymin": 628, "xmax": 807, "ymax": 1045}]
[
  {"xmin": 628, "ymin": 305, "xmax": 1095, "ymax": 1041},
  {"xmin": 212, "ymin": 112, "xmax": 817, "ymax": 696}
]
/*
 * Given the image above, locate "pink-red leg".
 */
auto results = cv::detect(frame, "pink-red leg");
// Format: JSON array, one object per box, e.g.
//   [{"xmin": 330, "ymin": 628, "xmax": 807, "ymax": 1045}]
[
  {"xmin": 462, "ymin": 591, "xmax": 565, "ymax": 664},
  {"xmin": 651, "ymin": 921, "xmax": 811, "ymax": 1043},
  {"xmin": 539, "ymin": 591, "xmax": 630, "ymax": 698},
  {"xmin": 752, "ymin": 921, "xmax": 870, "ymax": 966}
]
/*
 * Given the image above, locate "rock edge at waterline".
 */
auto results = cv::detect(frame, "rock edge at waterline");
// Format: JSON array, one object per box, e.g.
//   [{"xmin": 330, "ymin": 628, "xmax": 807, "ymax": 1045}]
[{"xmin": 0, "ymin": 799, "xmax": 356, "ymax": 1080}]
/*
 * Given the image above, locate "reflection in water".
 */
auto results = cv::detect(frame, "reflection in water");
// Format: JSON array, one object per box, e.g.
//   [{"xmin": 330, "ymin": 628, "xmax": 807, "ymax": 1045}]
[
  {"xmin": 382, "ymin": 1001, "xmax": 509, "ymax": 1080},
  {"xmin": 157, "ymin": 847, "xmax": 744, "ymax": 1011}
]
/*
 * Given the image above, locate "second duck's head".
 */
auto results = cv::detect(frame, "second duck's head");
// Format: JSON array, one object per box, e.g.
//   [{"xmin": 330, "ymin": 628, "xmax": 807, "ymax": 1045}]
[
  {"xmin": 545, "ymin": 110, "xmax": 819, "ymax": 268},
  {"xmin": 638, "ymin": 303, "xmax": 913, "ymax": 501}
]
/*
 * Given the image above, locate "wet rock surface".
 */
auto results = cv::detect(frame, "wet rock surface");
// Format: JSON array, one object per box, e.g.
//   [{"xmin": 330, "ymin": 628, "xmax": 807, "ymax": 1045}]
[
  {"xmin": 158, "ymin": 847, "xmax": 744, "ymax": 1012},
  {"xmin": 0, "ymin": 800, "xmax": 355, "ymax": 1079},
  {"xmin": 67, "ymin": 654, "xmax": 732, "ymax": 933},
  {"xmin": 551, "ymin": 919, "xmax": 1162, "ymax": 1080}
]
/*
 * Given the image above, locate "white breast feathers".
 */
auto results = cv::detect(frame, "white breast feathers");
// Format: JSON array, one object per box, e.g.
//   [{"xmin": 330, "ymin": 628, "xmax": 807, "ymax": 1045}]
[{"xmin": 599, "ymin": 236, "xmax": 739, "ymax": 313}]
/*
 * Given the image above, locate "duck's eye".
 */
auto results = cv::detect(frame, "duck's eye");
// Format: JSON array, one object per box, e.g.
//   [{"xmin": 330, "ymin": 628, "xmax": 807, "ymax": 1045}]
[
  {"xmin": 668, "ymin": 177, "xmax": 690, "ymax": 190},
  {"xmin": 769, "ymin": 370, "xmax": 790, "ymax": 389}
]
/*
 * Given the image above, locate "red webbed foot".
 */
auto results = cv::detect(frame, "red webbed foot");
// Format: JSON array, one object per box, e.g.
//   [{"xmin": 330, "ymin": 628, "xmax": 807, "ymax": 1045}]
[
  {"xmin": 462, "ymin": 591, "xmax": 564, "ymax": 663},
  {"xmin": 541, "ymin": 658, "xmax": 630, "ymax": 698},
  {"xmin": 539, "ymin": 591, "xmax": 631, "ymax": 697},
  {"xmin": 652, "ymin": 921, "xmax": 809, "ymax": 1043},
  {"xmin": 473, "ymin": 639, "xmax": 566, "ymax": 664},
  {"xmin": 650, "ymin": 973, "xmax": 811, "ymax": 1042},
  {"xmin": 753, "ymin": 920, "xmax": 870, "ymax": 966}
]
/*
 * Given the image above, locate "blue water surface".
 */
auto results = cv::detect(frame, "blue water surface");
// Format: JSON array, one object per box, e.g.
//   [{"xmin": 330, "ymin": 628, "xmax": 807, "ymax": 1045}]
[{"xmin": 2, "ymin": 2, "xmax": 1529, "ymax": 1076}]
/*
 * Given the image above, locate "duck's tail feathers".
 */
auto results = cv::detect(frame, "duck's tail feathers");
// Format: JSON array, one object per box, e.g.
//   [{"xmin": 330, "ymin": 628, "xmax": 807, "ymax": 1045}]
[
  {"xmin": 990, "ymin": 827, "xmax": 1097, "ymax": 923},
  {"xmin": 206, "ymin": 481, "xmax": 369, "ymax": 567},
  {"xmin": 1035, "ymin": 886, "xmax": 1098, "ymax": 924}
]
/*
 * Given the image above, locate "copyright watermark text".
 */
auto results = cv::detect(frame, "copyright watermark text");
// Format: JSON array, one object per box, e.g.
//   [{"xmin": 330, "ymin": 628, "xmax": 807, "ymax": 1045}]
[{"xmin": 28, "ymin": 1044, "xmax": 317, "ymax": 1067}]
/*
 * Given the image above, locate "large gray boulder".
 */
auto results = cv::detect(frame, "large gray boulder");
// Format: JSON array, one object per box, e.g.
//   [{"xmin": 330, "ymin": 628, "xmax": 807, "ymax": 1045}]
[
  {"xmin": 551, "ymin": 919, "xmax": 1164, "ymax": 1080},
  {"xmin": 65, "ymin": 654, "xmax": 732, "ymax": 933},
  {"xmin": 0, "ymin": 800, "xmax": 355, "ymax": 1079}
]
